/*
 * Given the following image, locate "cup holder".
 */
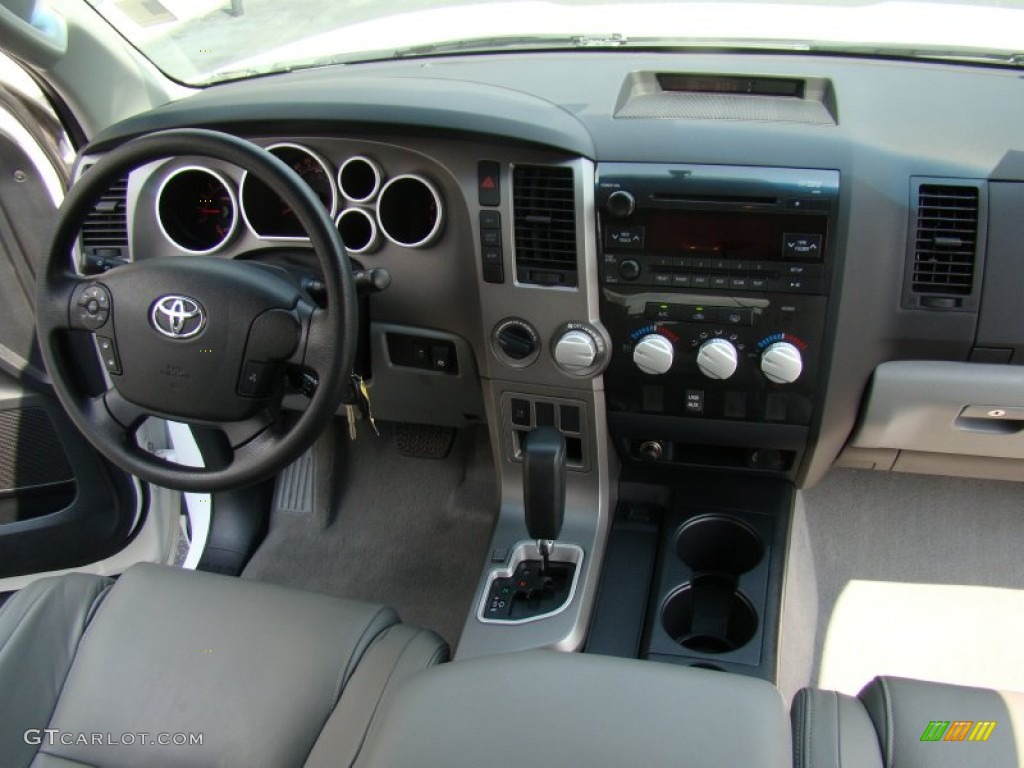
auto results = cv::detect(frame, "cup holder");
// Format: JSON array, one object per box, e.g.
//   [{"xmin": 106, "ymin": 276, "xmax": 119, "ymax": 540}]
[
  {"xmin": 676, "ymin": 515, "xmax": 764, "ymax": 575},
  {"xmin": 661, "ymin": 576, "xmax": 758, "ymax": 654}
]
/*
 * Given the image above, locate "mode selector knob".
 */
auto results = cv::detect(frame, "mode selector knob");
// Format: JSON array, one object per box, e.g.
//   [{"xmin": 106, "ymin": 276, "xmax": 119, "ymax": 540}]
[
  {"xmin": 761, "ymin": 341, "xmax": 803, "ymax": 384},
  {"xmin": 633, "ymin": 334, "xmax": 674, "ymax": 375},
  {"xmin": 697, "ymin": 338, "xmax": 738, "ymax": 380},
  {"xmin": 554, "ymin": 330, "xmax": 598, "ymax": 372},
  {"xmin": 607, "ymin": 190, "xmax": 636, "ymax": 218}
]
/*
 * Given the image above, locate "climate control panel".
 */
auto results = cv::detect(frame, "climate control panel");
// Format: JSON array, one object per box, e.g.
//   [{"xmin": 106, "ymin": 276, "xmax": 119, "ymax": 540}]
[{"xmin": 603, "ymin": 295, "xmax": 825, "ymax": 426}]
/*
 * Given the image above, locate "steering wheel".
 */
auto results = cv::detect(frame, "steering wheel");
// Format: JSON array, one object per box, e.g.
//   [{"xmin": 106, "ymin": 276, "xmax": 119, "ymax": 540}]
[{"xmin": 36, "ymin": 128, "xmax": 357, "ymax": 492}]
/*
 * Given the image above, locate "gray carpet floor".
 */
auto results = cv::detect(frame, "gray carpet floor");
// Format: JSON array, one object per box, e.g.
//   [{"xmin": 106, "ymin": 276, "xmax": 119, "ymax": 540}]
[
  {"xmin": 779, "ymin": 468, "xmax": 1024, "ymax": 702},
  {"xmin": 243, "ymin": 422, "xmax": 497, "ymax": 651}
]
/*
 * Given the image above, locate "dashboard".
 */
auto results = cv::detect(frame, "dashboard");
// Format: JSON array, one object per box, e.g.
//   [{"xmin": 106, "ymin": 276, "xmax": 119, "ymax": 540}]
[{"xmin": 77, "ymin": 50, "xmax": 1024, "ymax": 488}]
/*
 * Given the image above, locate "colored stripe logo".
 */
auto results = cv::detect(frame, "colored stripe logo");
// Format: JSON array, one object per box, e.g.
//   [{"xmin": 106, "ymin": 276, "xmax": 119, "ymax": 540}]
[{"xmin": 920, "ymin": 721, "xmax": 997, "ymax": 742}]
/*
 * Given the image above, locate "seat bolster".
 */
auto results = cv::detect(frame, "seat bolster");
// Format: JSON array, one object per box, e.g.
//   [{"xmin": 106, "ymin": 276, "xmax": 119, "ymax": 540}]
[
  {"xmin": 791, "ymin": 687, "xmax": 884, "ymax": 768},
  {"xmin": 305, "ymin": 624, "xmax": 449, "ymax": 768},
  {"xmin": 0, "ymin": 573, "xmax": 113, "ymax": 768},
  {"xmin": 859, "ymin": 676, "xmax": 1024, "ymax": 768},
  {"xmin": 39, "ymin": 563, "xmax": 400, "ymax": 768}
]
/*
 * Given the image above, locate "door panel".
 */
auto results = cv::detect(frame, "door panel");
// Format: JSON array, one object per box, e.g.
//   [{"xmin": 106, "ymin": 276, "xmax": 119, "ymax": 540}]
[{"xmin": 0, "ymin": 53, "xmax": 139, "ymax": 577}]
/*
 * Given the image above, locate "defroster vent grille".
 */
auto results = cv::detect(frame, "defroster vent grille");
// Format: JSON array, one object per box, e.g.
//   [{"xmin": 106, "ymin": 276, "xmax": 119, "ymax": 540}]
[{"xmin": 513, "ymin": 165, "xmax": 577, "ymax": 287}]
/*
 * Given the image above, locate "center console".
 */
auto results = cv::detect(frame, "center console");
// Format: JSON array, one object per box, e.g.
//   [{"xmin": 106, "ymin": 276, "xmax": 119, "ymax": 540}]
[{"xmin": 598, "ymin": 163, "xmax": 839, "ymax": 476}]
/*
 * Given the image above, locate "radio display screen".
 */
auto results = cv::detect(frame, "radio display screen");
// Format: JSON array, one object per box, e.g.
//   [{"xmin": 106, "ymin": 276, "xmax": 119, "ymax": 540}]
[{"xmin": 644, "ymin": 211, "xmax": 828, "ymax": 262}]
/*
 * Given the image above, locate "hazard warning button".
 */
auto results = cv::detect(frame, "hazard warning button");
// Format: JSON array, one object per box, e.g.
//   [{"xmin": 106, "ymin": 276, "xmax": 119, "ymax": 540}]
[{"xmin": 478, "ymin": 160, "xmax": 500, "ymax": 207}]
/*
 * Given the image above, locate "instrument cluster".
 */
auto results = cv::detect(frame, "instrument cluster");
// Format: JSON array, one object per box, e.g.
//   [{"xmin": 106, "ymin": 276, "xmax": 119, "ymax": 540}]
[{"xmin": 152, "ymin": 141, "xmax": 445, "ymax": 256}]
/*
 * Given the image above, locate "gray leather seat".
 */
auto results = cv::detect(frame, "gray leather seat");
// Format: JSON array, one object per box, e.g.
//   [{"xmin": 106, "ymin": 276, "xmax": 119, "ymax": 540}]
[
  {"xmin": 792, "ymin": 676, "xmax": 1024, "ymax": 767},
  {"xmin": 0, "ymin": 563, "xmax": 447, "ymax": 768}
]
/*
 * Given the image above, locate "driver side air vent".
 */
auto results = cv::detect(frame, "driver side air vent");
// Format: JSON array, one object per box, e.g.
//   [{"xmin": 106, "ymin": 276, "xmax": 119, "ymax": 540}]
[
  {"xmin": 80, "ymin": 172, "xmax": 129, "ymax": 255},
  {"xmin": 903, "ymin": 179, "xmax": 985, "ymax": 311},
  {"xmin": 513, "ymin": 165, "xmax": 578, "ymax": 287}
]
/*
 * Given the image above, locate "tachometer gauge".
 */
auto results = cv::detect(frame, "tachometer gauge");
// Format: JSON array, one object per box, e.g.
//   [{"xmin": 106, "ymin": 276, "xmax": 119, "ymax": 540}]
[
  {"xmin": 156, "ymin": 167, "xmax": 238, "ymax": 254},
  {"xmin": 240, "ymin": 143, "xmax": 337, "ymax": 238}
]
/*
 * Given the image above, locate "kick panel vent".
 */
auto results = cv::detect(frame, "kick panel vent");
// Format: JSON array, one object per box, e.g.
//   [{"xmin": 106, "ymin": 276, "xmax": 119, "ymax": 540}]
[
  {"xmin": 513, "ymin": 165, "xmax": 578, "ymax": 287},
  {"xmin": 80, "ymin": 170, "xmax": 129, "ymax": 253}
]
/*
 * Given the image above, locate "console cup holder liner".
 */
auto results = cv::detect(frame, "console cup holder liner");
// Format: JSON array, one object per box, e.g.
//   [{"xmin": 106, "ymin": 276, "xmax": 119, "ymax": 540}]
[
  {"xmin": 676, "ymin": 515, "xmax": 764, "ymax": 575},
  {"xmin": 662, "ymin": 577, "xmax": 758, "ymax": 654},
  {"xmin": 643, "ymin": 508, "xmax": 774, "ymax": 667}
]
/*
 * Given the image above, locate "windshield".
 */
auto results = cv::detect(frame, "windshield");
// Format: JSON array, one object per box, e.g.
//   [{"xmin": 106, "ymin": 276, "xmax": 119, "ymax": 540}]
[{"xmin": 82, "ymin": 0, "xmax": 1024, "ymax": 86}]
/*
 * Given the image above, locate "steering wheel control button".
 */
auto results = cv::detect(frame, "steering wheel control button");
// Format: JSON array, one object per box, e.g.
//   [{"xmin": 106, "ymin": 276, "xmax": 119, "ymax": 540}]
[
  {"xmin": 478, "ymin": 160, "xmax": 500, "ymax": 206},
  {"xmin": 96, "ymin": 336, "xmax": 121, "ymax": 375},
  {"xmin": 150, "ymin": 295, "xmax": 206, "ymax": 339},
  {"xmin": 239, "ymin": 361, "xmax": 275, "ymax": 397},
  {"xmin": 75, "ymin": 284, "xmax": 112, "ymax": 330}
]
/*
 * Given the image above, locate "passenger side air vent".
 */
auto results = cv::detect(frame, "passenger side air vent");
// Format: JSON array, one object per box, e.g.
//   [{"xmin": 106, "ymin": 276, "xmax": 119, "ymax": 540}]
[
  {"xmin": 513, "ymin": 165, "xmax": 578, "ymax": 288},
  {"xmin": 80, "ymin": 169, "xmax": 129, "ymax": 257},
  {"xmin": 903, "ymin": 179, "xmax": 985, "ymax": 311}
]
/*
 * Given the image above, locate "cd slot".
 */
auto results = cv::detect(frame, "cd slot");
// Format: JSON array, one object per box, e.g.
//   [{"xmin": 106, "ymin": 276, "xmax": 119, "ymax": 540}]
[{"xmin": 650, "ymin": 193, "xmax": 779, "ymax": 207}]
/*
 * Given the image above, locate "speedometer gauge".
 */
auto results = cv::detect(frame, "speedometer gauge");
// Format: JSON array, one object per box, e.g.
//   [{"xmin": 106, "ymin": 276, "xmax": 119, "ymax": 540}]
[
  {"xmin": 240, "ymin": 143, "xmax": 337, "ymax": 238},
  {"xmin": 156, "ymin": 167, "xmax": 238, "ymax": 254}
]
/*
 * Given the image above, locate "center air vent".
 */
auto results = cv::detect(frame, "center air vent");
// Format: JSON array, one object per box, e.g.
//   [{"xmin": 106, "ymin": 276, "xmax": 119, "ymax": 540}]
[
  {"xmin": 513, "ymin": 165, "xmax": 577, "ymax": 287},
  {"xmin": 80, "ymin": 171, "xmax": 129, "ymax": 257},
  {"xmin": 904, "ymin": 180, "xmax": 984, "ymax": 310}
]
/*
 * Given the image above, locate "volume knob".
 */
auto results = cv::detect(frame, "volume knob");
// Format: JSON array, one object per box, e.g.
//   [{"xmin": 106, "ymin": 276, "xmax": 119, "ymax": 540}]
[
  {"xmin": 633, "ymin": 334, "xmax": 674, "ymax": 375},
  {"xmin": 606, "ymin": 190, "xmax": 636, "ymax": 218},
  {"xmin": 697, "ymin": 338, "xmax": 738, "ymax": 380},
  {"xmin": 761, "ymin": 341, "xmax": 803, "ymax": 384}
]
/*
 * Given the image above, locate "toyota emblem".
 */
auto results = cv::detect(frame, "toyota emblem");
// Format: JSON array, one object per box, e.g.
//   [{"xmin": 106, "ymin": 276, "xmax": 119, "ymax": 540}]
[{"xmin": 150, "ymin": 295, "xmax": 206, "ymax": 339}]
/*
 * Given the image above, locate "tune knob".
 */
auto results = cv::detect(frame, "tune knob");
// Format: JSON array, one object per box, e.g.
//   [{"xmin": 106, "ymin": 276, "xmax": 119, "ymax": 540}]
[
  {"xmin": 760, "ymin": 341, "xmax": 803, "ymax": 384},
  {"xmin": 554, "ymin": 329, "xmax": 598, "ymax": 372},
  {"xmin": 618, "ymin": 259, "xmax": 641, "ymax": 281},
  {"xmin": 606, "ymin": 190, "xmax": 636, "ymax": 218},
  {"xmin": 633, "ymin": 334, "xmax": 674, "ymax": 375},
  {"xmin": 696, "ymin": 338, "xmax": 738, "ymax": 380}
]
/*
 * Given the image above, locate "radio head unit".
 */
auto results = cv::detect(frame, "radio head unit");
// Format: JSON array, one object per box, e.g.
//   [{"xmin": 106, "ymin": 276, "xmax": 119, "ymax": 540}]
[{"xmin": 598, "ymin": 164, "xmax": 839, "ymax": 295}]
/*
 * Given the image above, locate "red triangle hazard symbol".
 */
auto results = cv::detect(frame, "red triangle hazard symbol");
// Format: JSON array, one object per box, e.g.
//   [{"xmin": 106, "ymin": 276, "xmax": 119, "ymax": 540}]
[{"xmin": 481, "ymin": 176, "xmax": 496, "ymax": 189}]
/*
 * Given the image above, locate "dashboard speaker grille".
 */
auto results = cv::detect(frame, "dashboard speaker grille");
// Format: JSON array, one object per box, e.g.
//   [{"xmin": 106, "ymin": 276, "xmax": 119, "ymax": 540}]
[
  {"xmin": 80, "ymin": 171, "xmax": 129, "ymax": 250},
  {"xmin": 911, "ymin": 183, "xmax": 980, "ymax": 296},
  {"xmin": 513, "ymin": 165, "xmax": 578, "ymax": 287}
]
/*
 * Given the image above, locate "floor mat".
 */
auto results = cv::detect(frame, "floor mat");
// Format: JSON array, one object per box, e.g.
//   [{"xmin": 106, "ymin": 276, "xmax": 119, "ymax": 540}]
[
  {"xmin": 242, "ymin": 422, "xmax": 497, "ymax": 651},
  {"xmin": 779, "ymin": 468, "xmax": 1024, "ymax": 701}
]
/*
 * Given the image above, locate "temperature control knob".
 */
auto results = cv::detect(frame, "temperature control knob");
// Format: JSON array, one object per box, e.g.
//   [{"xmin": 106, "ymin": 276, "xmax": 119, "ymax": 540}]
[
  {"xmin": 633, "ymin": 334, "xmax": 674, "ymax": 375},
  {"xmin": 697, "ymin": 338, "xmax": 739, "ymax": 380},
  {"xmin": 761, "ymin": 341, "xmax": 803, "ymax": 384},
  {"xmin": 554, "ymin": 330, "xmax": 598, "ymax": 372}
]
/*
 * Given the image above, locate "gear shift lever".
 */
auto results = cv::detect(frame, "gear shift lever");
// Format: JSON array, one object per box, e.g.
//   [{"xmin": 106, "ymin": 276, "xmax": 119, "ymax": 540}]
[{"xmin": 523, "ymin": 426, "xmax": 566, "ymax": 573}]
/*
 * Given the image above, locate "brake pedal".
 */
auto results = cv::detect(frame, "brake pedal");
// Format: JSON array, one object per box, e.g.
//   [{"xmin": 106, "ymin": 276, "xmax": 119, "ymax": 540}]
[{"xmin": 394, "ymin": 422, "xmax": 456, "ymax": 459}]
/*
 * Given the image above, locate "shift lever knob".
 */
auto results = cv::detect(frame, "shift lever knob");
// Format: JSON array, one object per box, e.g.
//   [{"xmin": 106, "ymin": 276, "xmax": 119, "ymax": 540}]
[{"xmin": 523, "ymin": 426, "xmax": 566, "ymax": 542}]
